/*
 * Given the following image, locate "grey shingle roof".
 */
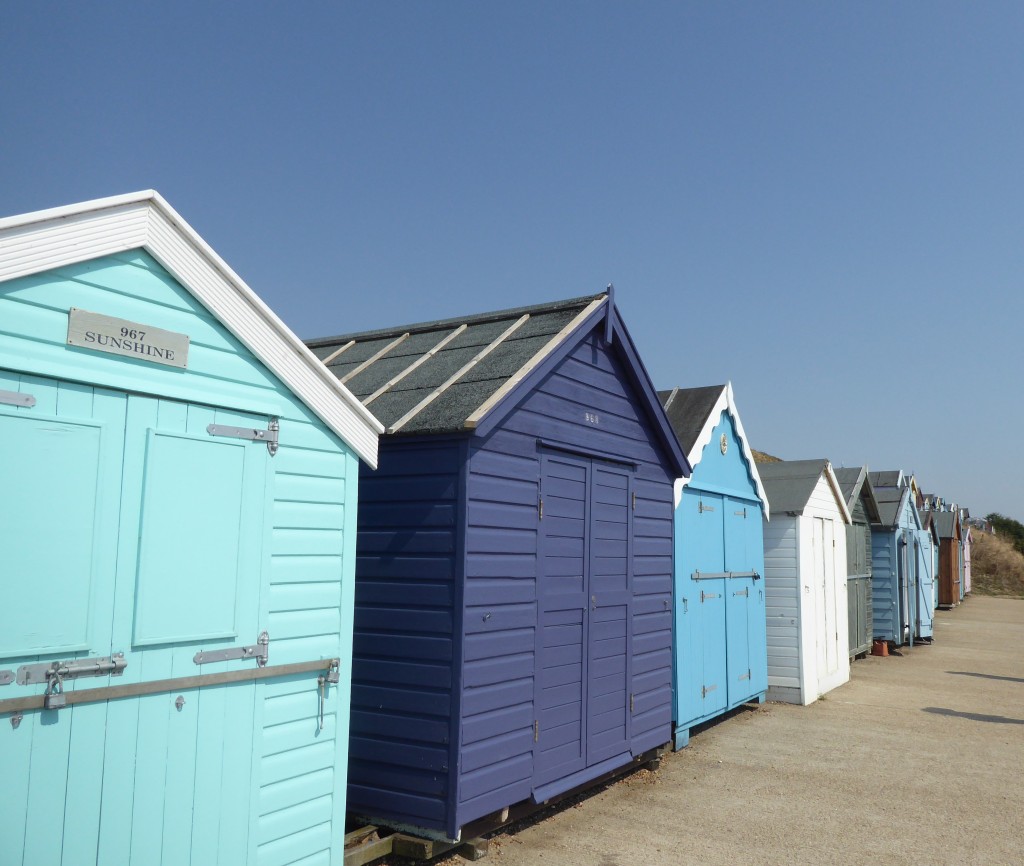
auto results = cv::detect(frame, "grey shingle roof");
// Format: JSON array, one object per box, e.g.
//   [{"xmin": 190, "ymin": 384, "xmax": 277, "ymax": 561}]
[
  {"xmin": 657, "ymin": 385, "xmax": 726, "ymax": 455},
  {"xmin": 833, "ymin": 466, "xmax": 882, "ymax": 524},
  {"xmin": 869, "ymin": 470, "xmax": 903, "ymax": 489},
  {"xmin": 933, "ymin": 511, "xmax": 959, "ymax": 539},
  {"xmin": 757, "ymin": 459, "xmax": 831, "ymax": 514},
  {"xmin": 306, "ymin": 294, "xmax": 605, "ymax": 434},
  {"xmin": 873, "ymin": 485, "xmax": 910, "ymax": 528}
]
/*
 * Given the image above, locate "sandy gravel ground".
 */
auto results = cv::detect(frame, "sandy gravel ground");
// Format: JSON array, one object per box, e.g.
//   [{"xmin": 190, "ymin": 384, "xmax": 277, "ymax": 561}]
[{"xmin": 473, "ymin": 596, "xmax": 1024, "ymax": 866}]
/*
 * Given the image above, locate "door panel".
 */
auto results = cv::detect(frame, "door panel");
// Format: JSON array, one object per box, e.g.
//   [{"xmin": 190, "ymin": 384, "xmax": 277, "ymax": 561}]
[
  {"xmin": 1, "ymin": 373, "xmax": 271, "ymax": 866},
  {"xmin": 535, "ymin": 454, "xmax": 589, "ymax": 786},
  {"xmin": 586, "ymin": 465, "xmax": 631, "ymax": 764},
  {"xmin": 133, "ymin": 430, "xmax": 248, "ymax": 644},
  {"xmin": 724, "ymin": 497, "xmax": 755, "ymax": 697},
  {"xmin": 822, "ymin": 520, "xmax": 838, "ymax": 675},
  {"xmin": 0, "ymin": 412, "xmax": 105, "ymax": 657}
]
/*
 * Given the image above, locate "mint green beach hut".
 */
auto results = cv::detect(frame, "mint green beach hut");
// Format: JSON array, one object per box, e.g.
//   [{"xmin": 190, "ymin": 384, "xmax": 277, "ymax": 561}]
[{"xmin": 0, "ymin": 192, "xmax": 382, "ymax": 865}]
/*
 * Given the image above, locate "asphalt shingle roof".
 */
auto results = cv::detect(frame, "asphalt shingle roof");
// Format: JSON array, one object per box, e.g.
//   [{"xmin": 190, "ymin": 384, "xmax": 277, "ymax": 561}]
[
  {"xmin": 306, "ymin": 294, "xmax": 605, "ymax": 434},
  {"xmin": 657, "ymin": 385, "xmax": 726, "ymax": 455},
  {"xmin": 757, "ymin": 459, "xmax": 831, "ymax": 514}
]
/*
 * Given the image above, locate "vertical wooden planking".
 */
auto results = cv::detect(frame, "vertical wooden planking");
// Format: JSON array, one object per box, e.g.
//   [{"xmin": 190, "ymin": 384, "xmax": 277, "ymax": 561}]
[
  {"xmin": 125, "ymin": 395, "xmax": 172, "ymax": 864},
  {"xmin": 18, "ymin": 375, "xmax": 70, "ymax": 866},
  {"xmin": 60, "ymin": 381, "xmax": 121, "ymax": 866}
]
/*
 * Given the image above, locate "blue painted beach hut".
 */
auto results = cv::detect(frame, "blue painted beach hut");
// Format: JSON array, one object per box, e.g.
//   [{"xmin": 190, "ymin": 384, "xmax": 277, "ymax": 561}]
[
  {"xmin": 0, "ymin": 192, "xmax": 382, "ymax": 866},
  {"xmin": 869, "ymin": 471, "xmax": 926, "ymax": 646},
  {"xmin": 833, "ymin": 467, "xmax": 882, "ymax": 659},
  {"xmin": 657, "ymin": 383, "xmax": 769, "ymax": 749},
  {"xmin": 307, "ymin": 291, "xmax": 689, "ymax": 842}
]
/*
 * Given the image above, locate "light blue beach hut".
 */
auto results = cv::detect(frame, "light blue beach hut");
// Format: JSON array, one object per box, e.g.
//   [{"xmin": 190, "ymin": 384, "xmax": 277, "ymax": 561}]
[
  {"xmin": 869, "ymin": 471, "xmax": 927, "ymax": 646},
  {"xmin": 658, "ymin": 384, "xmax": 769, "ymax": 748},
  {"xmin": 0, "ymin": 192, "xmax": 382, "ymax": 866}
]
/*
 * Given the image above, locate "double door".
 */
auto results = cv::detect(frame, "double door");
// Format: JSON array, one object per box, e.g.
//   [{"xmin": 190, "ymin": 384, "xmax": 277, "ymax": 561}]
[
  {"xmin": 675, "ymin": 489, "xmax": 766, "ymax": 733},
  {"xmin": 0, "ymin": 371, "xmax": 271, "ymax": 865},
  {"xmin": 533, "ymin": 451, "xmax": 633, "ymax": 790}
]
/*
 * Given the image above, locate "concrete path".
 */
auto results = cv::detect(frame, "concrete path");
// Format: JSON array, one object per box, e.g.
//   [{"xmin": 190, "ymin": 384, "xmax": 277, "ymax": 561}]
[{"xmin": 480, "ymin": 597, "xmax": 1024, "ymax": 866}]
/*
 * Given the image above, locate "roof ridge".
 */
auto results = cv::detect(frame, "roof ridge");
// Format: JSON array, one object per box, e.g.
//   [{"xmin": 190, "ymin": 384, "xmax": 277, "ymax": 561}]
[{"xmin": 306, "ymin": 292, "xmax": 606, "ymax": 347}]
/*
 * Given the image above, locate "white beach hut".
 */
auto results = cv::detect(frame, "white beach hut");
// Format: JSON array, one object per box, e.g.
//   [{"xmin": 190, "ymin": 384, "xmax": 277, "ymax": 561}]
[{"xmin": 759, "ymin": 459, "xmax": 852, "ymax": 705}]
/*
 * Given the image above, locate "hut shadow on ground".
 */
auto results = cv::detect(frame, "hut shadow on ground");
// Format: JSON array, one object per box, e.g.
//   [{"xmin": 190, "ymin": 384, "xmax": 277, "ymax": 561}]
[
  {"xmin": 946, "ymin": 670, "xmax": 1024, "ymax": 684},
  {"xmin": 923, "ymin": 706, "xmax": 1024, "ymax": 725}
]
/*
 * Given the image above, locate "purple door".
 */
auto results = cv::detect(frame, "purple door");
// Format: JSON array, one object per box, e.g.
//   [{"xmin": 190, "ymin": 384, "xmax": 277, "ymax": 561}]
[{"xmin": 534, "ymin": 452, "xmax": 633, "ymax": 790}]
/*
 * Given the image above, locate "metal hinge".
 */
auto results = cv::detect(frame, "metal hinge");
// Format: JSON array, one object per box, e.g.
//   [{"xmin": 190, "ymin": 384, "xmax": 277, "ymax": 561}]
[
  {"xmin": 0, "ymin": 389, "xmax": 35, "ymax": 408},
  {"xmin": 630, "ymin": 693, "xmax": 635, "ymax": 713},
  {"xmin": 733, "ymin": 588, "xmax": 749, "ymax": 597},
  {"xmin": 533, "ymin": 720, "xmax": 539, "ymax": 742},
  {"xmin": 739, "ymin": 670, "xmax": 751, "ymax": 681},
  {"xmin": 538, "ymin": 497, "xmax": 543, "ymax": 520},
  {"xmin": 734, "ymin": 508, "xmax": 747, "ymax": 518},
  {"xmin": 207, "ymin": 419, "xmax": 280, "ymax": 456},
  {"xmin": 194, "ymin": 631, "xmax": 269, "ymax": 666},
  {"xmin": 698, "ymin": 501, "xmax": 715, "ymax": 513},
  {"xmin": 701, "ymin": 591, "xmax": 719, "ymax": 602},
  {"xmin": 0, "ymin": 670, "xmax": 13, "ymax": 686},
  {"xmin": 632, "ymin": 492, "xmax": 636, "ymax": 511},
  {"xmin": 702, "ymin": 684, "xmax": 717, "ymax": 698}
]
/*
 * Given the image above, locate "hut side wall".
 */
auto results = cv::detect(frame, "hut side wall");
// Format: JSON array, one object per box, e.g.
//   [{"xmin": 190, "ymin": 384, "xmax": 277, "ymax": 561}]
[
  {"xmin": 871, "ymin": 530, "xmax": 899, "ymax": 642},
  {"xmin": 763, "ymin": 516, "xmax": 801, "ymax": 701},
  {"xmin": 348, "ymin": 437, "xmax": 464, "ymax": 836},
  {"xmin": 0, "ymin": 251, "xmax": 357, "ymax": 866},
  {"xmin": 456, "ymin": 327, "xmax": 676, "ymax": 831}
]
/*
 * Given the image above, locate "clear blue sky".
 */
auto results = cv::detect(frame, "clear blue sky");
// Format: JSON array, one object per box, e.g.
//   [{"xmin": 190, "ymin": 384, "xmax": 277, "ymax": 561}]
[{"xmin": 3, "ymin": 3, "xmax": 1021, "ymax": 518}]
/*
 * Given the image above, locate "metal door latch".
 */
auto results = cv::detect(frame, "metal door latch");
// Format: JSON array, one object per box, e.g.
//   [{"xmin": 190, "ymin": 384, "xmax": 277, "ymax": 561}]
[
  {"xmin": 193, "ymin": 631, "xmax": 269, "ymax": 666},
  {"xmin": 17, "ymin": 654, "xmax": 127, "ymax": 687},
  {"xmin": 0, "ymin": 670, "xmax": 13, "ymax": 686},
  {"xmin": 16, "ymin": 654, "xmax": 127, "ymax": 712}
]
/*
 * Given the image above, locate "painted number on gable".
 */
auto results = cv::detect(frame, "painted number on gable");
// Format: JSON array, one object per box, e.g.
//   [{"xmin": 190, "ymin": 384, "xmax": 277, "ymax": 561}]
[{"xmin": 584, "ymin": 412, "xmax": 600, "ymax": 425}]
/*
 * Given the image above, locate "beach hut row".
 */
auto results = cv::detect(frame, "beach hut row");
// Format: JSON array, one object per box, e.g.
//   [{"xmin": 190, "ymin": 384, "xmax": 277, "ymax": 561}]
[{"xmin": 0, "ymin": 194, "xmax": 975, "ymax": 865}]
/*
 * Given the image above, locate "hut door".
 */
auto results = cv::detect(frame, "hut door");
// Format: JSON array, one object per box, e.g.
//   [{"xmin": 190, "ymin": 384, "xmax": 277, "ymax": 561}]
[
  {"xmin": 813, "ymin": 518, "xmax": 839, "ymax": 678},
  {"xmin": 0, "ymin": 378, "xmax": 270, "ymax": 866},
  {"xmin": 724, "ymin": 496, "xmax": 766, "ymax": 697},
  {"xmin": 534, "ymin": 453, "xmax": 632, "ymax": 790}
]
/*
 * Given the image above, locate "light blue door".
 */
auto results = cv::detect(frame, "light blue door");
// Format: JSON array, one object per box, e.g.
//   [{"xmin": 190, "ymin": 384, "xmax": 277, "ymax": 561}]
[
  {"xmin": 675, "ymin": 489, "xmax": 727, "ymax": 737},
  {"xmin": 915, "ymin": 532, "xmax": 934, "ymax": 639},
  {"xmin": 0, "ymin": 371, "xmax": 271, "ymax": 866},
  {"xmin": 724, "ymin": 496, "xmax": 767, "ymax": 700}
]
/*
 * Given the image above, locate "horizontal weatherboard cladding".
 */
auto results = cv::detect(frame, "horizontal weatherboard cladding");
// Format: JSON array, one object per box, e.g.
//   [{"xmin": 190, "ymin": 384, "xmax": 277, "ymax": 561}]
[
  {"xmin": 334, "ymin": 303, "xmax": 678, "ymax": 841},
  {"xmin": 0, "ymin": 248, "xmax": 358, "ymax": 866},
  {"xmin": 347, "ymin": 437, "xmax": 463, "ymax": 834}
]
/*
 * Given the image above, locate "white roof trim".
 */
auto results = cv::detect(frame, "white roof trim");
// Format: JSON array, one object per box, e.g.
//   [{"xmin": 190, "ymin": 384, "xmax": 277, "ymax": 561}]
[
  {"xmin": 823, "ymin": 461, "xmax": 853, "ymax": 525},
  {"xmin": 672, "ymin": 382, "xmax": 770, "ymax": 520},
  {"xmin": 0, "ymin": 191, "xmax": 383, "ymax": 467}
]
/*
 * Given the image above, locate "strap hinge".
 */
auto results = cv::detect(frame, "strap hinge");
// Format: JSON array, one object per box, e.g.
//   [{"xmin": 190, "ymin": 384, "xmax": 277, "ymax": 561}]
[{"xmin": 207, "ymin": 419, "xmax": 280, "ymax": 455}]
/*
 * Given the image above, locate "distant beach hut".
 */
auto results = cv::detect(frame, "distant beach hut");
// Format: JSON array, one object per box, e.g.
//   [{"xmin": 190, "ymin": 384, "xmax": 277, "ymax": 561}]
[
  {"xmin": 833, "ymin": 466, "xmax": 881, "ymax": 658},
  {"xmin": 933, "ymin": 509, "xmax": 963, "ymax": 608},
  {"xmin": 869, "ymin": 471, "xmax": 926, "ymax": 646},
  {"xmin": 758, "ymin": 460, "xmax": 852, "ymax": 705}
]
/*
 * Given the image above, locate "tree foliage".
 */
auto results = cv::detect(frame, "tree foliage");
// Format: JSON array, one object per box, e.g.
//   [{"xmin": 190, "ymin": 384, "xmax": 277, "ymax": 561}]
[{"xmin": 986, "ymin": 513, "xmax": 1024, "ymax": 557}]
